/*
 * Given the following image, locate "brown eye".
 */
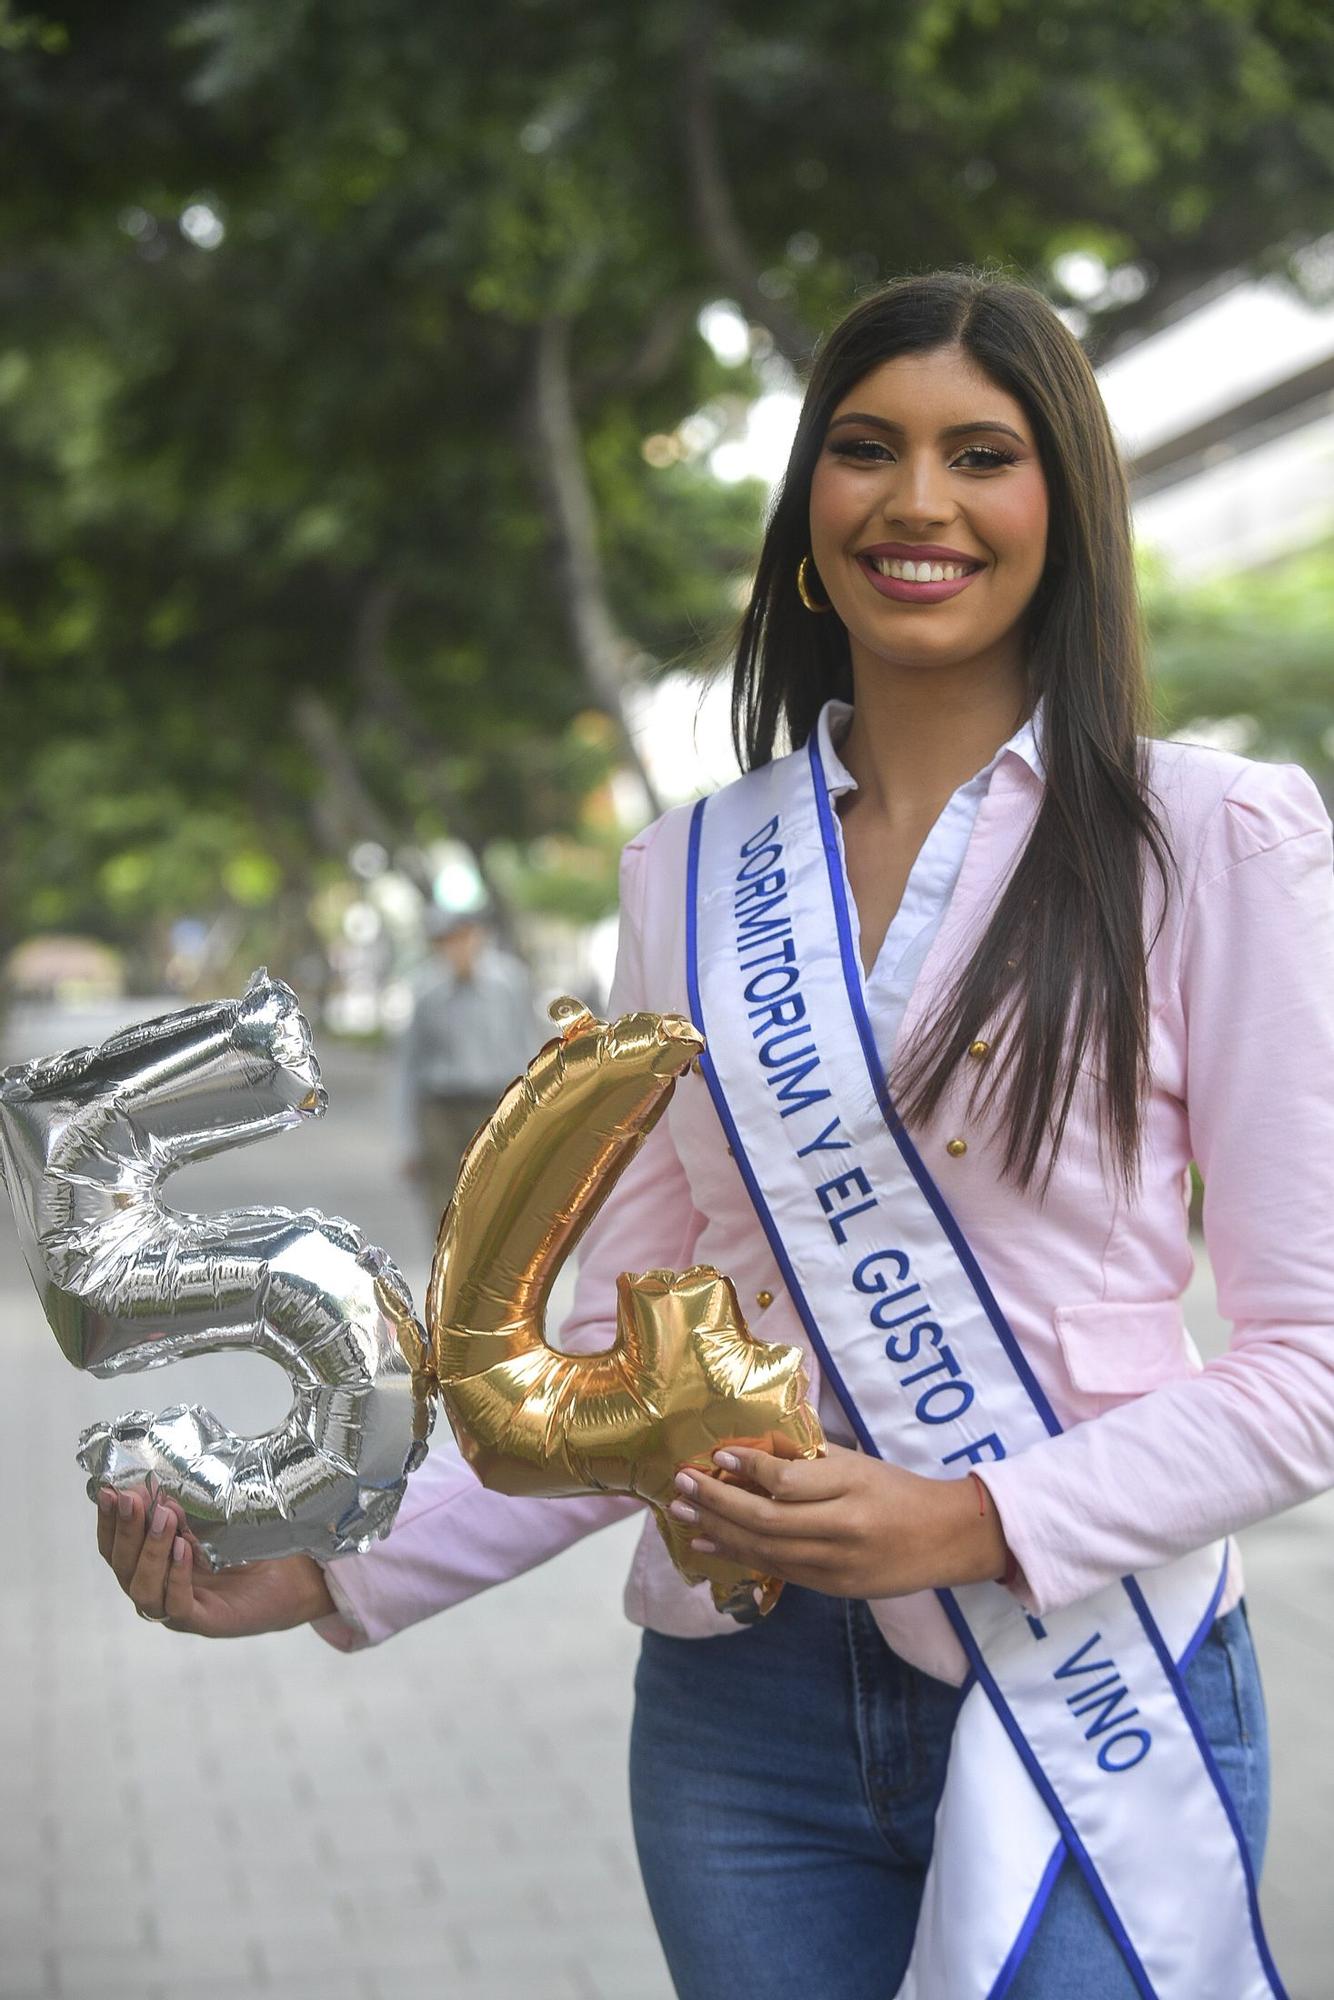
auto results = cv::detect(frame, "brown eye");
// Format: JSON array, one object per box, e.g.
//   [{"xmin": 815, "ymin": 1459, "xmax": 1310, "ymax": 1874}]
[
  {"xmin": 955, "ymin": 445, "xmax": 1019, "ymax": 468},
  {"xmin": 828, "ymin": 439, "xmax": 892, "ymax": 460}
]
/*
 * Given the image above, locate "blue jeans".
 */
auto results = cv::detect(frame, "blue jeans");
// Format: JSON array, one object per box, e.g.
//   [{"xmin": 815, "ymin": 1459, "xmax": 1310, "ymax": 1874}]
[{"xmin": 629, "ymin": 1586, "xmax": 1270, "ymax": 1998}]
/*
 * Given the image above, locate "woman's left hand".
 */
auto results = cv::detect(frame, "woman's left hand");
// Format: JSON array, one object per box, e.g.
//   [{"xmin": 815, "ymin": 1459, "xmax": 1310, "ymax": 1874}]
[{"xmin": 669, "ymin": 1443, "xmax": 1009, "ymax": 1599}]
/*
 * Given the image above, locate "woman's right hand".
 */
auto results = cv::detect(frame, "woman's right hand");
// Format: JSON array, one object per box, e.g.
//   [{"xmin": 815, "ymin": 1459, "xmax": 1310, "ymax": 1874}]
[{"xmin": 95, "ymin": 1486, "xmax": 337, "ymax": 1637}]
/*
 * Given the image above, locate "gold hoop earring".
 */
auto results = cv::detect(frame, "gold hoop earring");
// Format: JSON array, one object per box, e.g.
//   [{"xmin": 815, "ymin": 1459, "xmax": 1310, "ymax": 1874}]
[{"xmin": 796, "ymin": 553, "xmax": 833, "ymax": 614}]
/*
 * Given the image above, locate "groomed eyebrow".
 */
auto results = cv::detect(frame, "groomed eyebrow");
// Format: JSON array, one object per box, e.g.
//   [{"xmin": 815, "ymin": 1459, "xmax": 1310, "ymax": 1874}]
[{"xmin": 826, "ymin": 412, "xmax": 1027, "ymax": 445}]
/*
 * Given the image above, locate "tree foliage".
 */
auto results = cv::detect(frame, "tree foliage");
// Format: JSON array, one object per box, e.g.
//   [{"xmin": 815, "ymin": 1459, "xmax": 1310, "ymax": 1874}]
[
  {"xmin": 0, "ymin": 0, "xmax": 1329, "ymax": 968},
  {"xmin": 1146, "ymin": 547, "xmax": 1334, "ymax": 795}
]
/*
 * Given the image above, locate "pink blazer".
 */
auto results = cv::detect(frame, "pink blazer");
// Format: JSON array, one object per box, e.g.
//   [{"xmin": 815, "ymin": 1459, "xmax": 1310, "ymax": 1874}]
[{"xmin": 317, "ymin": 737, "xmax": 1334, "ymax": 1685}]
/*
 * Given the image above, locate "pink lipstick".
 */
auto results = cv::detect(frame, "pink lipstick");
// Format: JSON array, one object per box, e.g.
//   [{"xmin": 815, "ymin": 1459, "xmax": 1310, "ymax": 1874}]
[{"xmin": 857, "ymin": 555, "xmax": 986, "ymax": 605}]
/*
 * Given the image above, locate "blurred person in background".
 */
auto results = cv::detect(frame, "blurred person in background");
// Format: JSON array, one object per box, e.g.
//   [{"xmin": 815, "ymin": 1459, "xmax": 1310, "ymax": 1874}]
[{"xmin": 398, "ymin": 908, "xmax": 540, "ymax": 1229}]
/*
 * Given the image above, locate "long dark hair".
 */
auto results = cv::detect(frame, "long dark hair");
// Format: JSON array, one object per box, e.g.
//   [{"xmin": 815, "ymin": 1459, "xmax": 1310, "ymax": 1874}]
[{"xmin": 731, "ymin": 266, "xmax": 1177, "ymax": 1201}]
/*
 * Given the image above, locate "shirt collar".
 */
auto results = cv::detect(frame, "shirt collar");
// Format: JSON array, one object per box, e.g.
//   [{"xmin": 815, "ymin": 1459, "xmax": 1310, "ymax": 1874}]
[{"xmin": 816, "ymin": 693, "xmax": 1047, "ymax": 801}]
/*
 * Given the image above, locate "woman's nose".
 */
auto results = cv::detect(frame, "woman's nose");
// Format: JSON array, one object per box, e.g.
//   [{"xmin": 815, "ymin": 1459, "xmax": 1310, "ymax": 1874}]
[{"xmin": 879, "ymin": 463, "xmax": 955, "ymax": 526}]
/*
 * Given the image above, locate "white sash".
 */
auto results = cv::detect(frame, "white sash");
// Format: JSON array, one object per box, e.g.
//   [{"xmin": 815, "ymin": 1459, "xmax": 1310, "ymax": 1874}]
[{"xmin": 685, "ymin": 736, "xmax": 1285, "ymax": 1999}]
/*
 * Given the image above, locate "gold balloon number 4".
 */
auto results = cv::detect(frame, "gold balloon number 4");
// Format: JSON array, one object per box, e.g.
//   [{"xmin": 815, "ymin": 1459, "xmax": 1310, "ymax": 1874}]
[{"xmin": 427, "ymin": 998, "xmax": 825, "ymax": 1621}]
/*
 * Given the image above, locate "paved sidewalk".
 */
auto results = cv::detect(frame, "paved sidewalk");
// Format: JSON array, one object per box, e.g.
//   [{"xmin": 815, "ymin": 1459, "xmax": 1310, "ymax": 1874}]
[{"xmin": 1, "ymin": 1010, "xmax": 1329, "ymax": 1997}]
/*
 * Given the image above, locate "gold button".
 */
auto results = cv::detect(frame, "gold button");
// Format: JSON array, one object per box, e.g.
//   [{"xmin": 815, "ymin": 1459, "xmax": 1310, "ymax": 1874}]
[
  {"xmin": 945, "ymin": 1138, "xmax": 968, "ymax": 1158},
  {"xmin": 968, "ymin": 1039, "xmax": 990, "ymax": 1060},
  {"xmin": 755, "ymin": 1290, "xmax": 774, "ymax": 1310}
]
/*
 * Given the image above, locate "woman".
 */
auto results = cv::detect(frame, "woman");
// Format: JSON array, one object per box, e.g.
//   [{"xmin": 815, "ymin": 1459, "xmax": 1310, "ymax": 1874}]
[{"xmin": 98, "ymin": 268, "xmax": 1333, "ymax": 1997}]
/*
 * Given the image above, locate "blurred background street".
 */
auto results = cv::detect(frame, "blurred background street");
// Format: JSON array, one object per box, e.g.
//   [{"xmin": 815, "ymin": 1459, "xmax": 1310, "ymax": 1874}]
[{"xmin": 2, "ymin": 1003, "xmax": 1332, "ymax": 2000}]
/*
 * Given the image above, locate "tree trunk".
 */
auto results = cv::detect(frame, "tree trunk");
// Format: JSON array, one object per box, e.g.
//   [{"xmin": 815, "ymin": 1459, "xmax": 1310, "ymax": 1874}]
[
  {"xmin": 530, "ymin": 311, "xmax": 665, "ymax": 820},
  {"xmin": 290, "ymin": 684, "xmax": 419, "ymax": 880},
  {"xmin": 680, "ymin": 0, "xmax": 816, "ymax": 371}
]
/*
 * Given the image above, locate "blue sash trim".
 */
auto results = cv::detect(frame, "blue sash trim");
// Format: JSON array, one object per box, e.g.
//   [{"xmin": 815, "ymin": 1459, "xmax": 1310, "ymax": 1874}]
[
  {"xmin": 1122, "ymin": 1574, "xmax": 1284, "ymax": 1995},
  {"xmin": 685, "ymin": 798, "xmax": 879, "ymax": 1461},
  {"xmin": 986, "ymin": 1555, "xmax": 1231, "ymax": 2000},
  {"xmin": 805, "ymin": 733, "xmax": 1061, "ymax": 1438},
  {"xmin": 987, "ymin": 1844, "xmax": 1066, "ymax": 2000},
  {"xmin": 1179, "ymin": 1548, "xmax": 1230, "ymax": 1669},
  {"xmin": 938, "ymin": 1592, "xmax": 1159, "ymax": 1996},
  {"xmin": 685, "ymin": 755, "xmax": 1287, "ymax": 1999}
]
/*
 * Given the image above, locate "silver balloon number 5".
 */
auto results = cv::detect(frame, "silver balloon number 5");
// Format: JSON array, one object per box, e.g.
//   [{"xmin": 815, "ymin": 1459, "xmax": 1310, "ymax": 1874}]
[{"xmin": 0, "ymin": 970, "xmax": 431, "ymax": 1567}]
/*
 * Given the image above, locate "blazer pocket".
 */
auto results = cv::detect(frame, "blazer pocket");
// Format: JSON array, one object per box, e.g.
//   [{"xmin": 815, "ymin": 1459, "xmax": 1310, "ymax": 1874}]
[{"xmin": 1053, "ymin": 1298, "xmax": 1201, "ymax": 1405}]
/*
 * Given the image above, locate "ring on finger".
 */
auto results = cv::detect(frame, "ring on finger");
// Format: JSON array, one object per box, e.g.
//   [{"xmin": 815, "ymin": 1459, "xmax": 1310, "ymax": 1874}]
[{"xmin": 135, "ymin": 1606, "xmax": 170, "ymax": 1623}]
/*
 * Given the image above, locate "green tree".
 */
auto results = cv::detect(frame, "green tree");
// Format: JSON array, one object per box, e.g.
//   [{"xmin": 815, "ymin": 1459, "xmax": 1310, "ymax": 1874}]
[
  {"xmin": 0, "ymin": 0, "xmax": 1329, "ymax": 968},
  {"xmin": 1146, "ymin": 546, "xmax": 1334, "ymax": 801}
]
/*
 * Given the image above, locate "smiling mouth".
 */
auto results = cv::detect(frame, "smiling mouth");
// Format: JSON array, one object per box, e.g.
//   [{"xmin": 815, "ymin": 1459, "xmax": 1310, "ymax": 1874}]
[
  {"xmin": 855, "ymin": 554, "xmax": 986, "ymax": 604},
  {"xmin": 861, "ymin": 554, "xmax": 984, "ymax": 582}
]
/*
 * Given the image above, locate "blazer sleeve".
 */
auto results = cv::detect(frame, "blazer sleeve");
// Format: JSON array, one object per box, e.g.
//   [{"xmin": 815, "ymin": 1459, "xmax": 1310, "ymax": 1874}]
[
  {"xmin": 979, "ymin": 758, "xmax": 1334, "ymax": 1615},
  {"xmin": 314, "ymin": 823, "xmax": 707, "ymax": 1650}
]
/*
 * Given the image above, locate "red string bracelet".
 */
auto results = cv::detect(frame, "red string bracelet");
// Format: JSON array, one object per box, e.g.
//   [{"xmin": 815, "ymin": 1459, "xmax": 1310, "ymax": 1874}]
[{"xmin": 968, "ymin": 1471, "xmax": 1022, "ymax": 1591}]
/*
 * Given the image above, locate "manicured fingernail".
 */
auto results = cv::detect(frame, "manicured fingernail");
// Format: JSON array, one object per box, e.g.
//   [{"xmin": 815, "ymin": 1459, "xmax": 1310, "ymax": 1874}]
[
  {"xmin": 713, "ymin": 1451, "xmax": 741, "ymax": 1473},
  {"xmin": 691, "ymin": 1539, "xmax": 717, "ymax": 1555},
  {"xmin": 668, "ymin": 1499, "xmax": 699, "ymax": 1525},
  {"xmin": 674, "ymin": 1471, "xmax": 697, "ymax": 1499},
  {"xmin": 172, "ymin": 1537, "xmax": 186, "ymax": 1564},
  {"xmin": 150, "ymin": 1504, "xmax": 170, "ymax": 1538},
  {"xmin": 97, "ymin": 1489, "xmax": 114, "ymax": 1514},
  {"xmin": 117, "ymin": 1492, "xmax": 133, "ymax": 1520}
]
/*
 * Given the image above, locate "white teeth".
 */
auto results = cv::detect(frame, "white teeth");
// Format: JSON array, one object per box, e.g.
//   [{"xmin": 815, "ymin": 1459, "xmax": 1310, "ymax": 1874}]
[{"xmin": 870, "ymin": 556, "xmax": 975, "ymax": 582}]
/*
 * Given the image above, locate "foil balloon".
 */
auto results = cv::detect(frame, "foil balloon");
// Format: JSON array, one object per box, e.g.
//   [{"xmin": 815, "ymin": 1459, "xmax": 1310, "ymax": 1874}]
[
  {"xmin": 0, "ymin": 970, "xmax": 431, "ymax": 1567},
  {"xmin": 427, "ymin": 996, "xmax": 825, "ymax": 1621}
]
